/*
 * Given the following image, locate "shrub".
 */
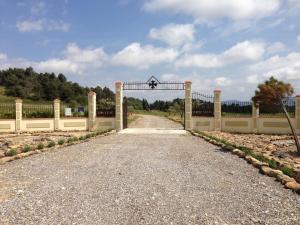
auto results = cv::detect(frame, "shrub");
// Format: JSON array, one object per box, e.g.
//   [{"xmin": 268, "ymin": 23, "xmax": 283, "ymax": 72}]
[
  {"xmin": 5, "ymin": 148, "xmax": 18, "ymax": 156},
  {"xmin": 72, "ymin": 136, "xmax": 79, "ymax": 142},
  {"xmin": 79, "ymin": 136, "xmax": 86, "ymax": 141},
  {"xmin": 85, "ymin": 134, "xmax": 92, "ymax": 139},
  {"xmin": 23, "ymin": 145, "xmax": 32, "ymax": 152},
  {"xmin": 58, "ymin": 139, "xmax": 65, "ymax": 145},
  {"xmin": 37, "ymin": 143, "xmax": 44, "ymax": 150},
  {"xmin": 282, "ymin": 166, "xmax": 293, "ymax": 177},
  {"xmin": 268, "ymin": 159, "xmax": 278, "ymax": 169},
  {"xmin": 47, "ymin": 141, "xmax": 56, "ymax": 148}
]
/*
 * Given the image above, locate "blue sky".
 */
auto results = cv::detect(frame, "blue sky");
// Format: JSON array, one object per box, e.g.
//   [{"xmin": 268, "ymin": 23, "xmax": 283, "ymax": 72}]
[{"xmin": 0, "ymin": 0, "xmax": 300, "ymax": 101}]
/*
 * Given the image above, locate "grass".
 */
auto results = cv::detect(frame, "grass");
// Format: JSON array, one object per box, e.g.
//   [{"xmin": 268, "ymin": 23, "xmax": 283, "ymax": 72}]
[
  {"xmin": 58, "ymin": 139, "xmax": 65, "ymax": 145},
  {"xmin": 37, "ymin": 143, "xmax": 44, "ymax": 150},
  {"xmin": 282, "ymin": 166, "xmax": 293, "ymax": 176},
  {"xmin": 23, "ymin": 145, "xmax": 32, "ymax": 152},
  {"xmin": 5, "ymin": 148, "xmax": 18, "ymax": 156},
  {"xmin": 47, "ymin": 141, "xmax": 56, "ymax": 148},
  {"xmin": 79, "ymin": 136, "xmax": 86, "ymax": 141}
]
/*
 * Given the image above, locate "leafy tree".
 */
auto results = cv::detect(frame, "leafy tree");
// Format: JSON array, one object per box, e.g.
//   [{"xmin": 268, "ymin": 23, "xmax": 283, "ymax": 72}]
[{"xmin": 252, "ymin": 76, "xmax": 294, "ymax": 105}]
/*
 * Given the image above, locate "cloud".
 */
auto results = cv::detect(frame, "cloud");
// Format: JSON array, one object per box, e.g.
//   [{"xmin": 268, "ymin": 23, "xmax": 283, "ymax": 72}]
[
  {"xmin": 176, "ymin": 40, "xmax": 265, "ymax": 68},
  {"xmin": 215, "ymin": 77, "xmax": 232, "ymax": 87},
  {"xmin": 30, "ymin": 1, "xmax": 47, "ymax": 15},
  {"xmin": 266, "ymin": 42, "xmax": 286, "ymax": 54},
  {"xmin": 298, "ymin": 35, "xmax": 300, "ymax": 44},
  {"xmin": 246, "ymin": 74, "xmax": 260, "ymax": 84},
  {"xmin": 16, "ymin": 19, "xmax": 70, "ymax": 32},
  {"xmin": 0, "ymin": 53, "xmax": 7, "ymax": 61},
  {"xmin": 0, "ymin": 43, "xmax": 107, "ymax": 75},
  {"xmin": 111, "ymin": 42, "xmax": 178, "ymax": 69},
  {"xmin": 288, "ymin": 0, "xmax": 300, "ymax": 9},
  {"xmin": 144, "ymin": 0, "xmax": 281, "ymax": 22},
  {"xmin": 149, "ymin": 23, "xmax": 195, "ymax": 47},
  {"xmin": 250, "ymin": 52, "xmax": 300, "ymax": 80}
]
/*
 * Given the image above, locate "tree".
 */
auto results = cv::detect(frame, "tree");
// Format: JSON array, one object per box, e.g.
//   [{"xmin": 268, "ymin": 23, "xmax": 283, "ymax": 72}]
[{"xmin": 252, "ymin": 76, "xmax": 294, "ymax": 105}]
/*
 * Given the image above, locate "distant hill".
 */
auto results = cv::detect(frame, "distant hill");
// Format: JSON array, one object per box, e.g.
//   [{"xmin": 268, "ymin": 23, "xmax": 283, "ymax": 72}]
[{"xmin": 0, "ymin": 67, "xmax": 114, "ymax": 105}]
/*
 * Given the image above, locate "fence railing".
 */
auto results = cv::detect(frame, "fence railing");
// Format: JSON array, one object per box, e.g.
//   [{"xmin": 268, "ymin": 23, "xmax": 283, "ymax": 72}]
[
  {"xmin": 22, "ymin": 103, "xmax": 54, "ymax": 118},
  {"xmin": 96, "ymin": 104, "xmax": 115, "ymax": 117},
  {"xmin": 259, "ymin": 97, "xmax": 295, "ymax": 118},
  {"xmin": 192, "ymin": 92, "xmax": 214, "ymax": 117},
  {"xmin": 0, "ymin": 102, "xmax": 15, "ymax": 119},
  {"xmin": 60, "ymin": 104, "xmax": 88, "ymax": 117},
  {"xmin": 222, "ymin": 100, "xmax": 252, "ymax": 117}
]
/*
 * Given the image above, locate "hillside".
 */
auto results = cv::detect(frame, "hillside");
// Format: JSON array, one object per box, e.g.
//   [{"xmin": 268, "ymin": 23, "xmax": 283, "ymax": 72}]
[{"xmin": 0, "ymin": 67, "xmax": 114, "ymax": 105}]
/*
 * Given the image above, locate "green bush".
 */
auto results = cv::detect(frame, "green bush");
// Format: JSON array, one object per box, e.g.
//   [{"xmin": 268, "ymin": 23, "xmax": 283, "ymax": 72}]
[
  {"xmin": 79, "ymin": 136, "xmax": 86, "ymax": 141},
  {"xmin": 58, "ymin": 139, "xmax": 65, "ymax": 145},
  {"xmin": 85, "ymin": 134, "xmax": 92, "ymax": 139},
  {"xmin": 47, "ymin": 141, "xmax": 56, "ymax": 148},
  {"xmin": 72, "ymin": 136, "xmax": 79, "ymax": 142},
  {"xmin": 282, "ymin": 166, "xmax": 293, "ymax": 177},
  {"xmin": 23, "ymin": 145, "xmax": 32, "ymax": 152},
  {"xmin": 268, "ymin": 159, "xmax": 278, "ymax": 169},
  {"xmin": 5, "ymin": 148, "xmax": 18, "ymax": 156},
  {"xmin": 37, "ymin": 143, "xmax": 44, "ymax": 150}
]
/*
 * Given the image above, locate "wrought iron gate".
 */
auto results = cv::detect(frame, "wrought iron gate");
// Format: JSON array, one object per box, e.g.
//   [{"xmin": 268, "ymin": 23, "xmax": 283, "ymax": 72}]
[{"xmin": 123, "ymin": 97, "xmax": 128, "ymax": 129}]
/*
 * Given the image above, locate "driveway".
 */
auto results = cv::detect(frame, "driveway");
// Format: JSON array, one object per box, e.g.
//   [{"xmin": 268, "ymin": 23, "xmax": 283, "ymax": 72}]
[{"xmin": 0, "ymin": 115, "xmax": 299, "ymax": 224}]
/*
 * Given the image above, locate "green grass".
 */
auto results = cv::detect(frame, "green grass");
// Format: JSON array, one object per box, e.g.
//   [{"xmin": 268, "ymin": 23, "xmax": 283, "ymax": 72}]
[
  {"xmin": 5, "ymin": 148, "xmax": 18, "ymax": 156},
  {"xmin": 47, "ymin": 141, "xmax": 56, "ymax": 148},
  {"xmin": 282, "ymin": 166, "xmax": 293, "ymax": 176},
  {"xmin": 23, "ymin": 145, "xmax": 32, "ymax": 152},
  {"xmin": 37, "ymin": 143, "xmax": 44, "ymax": 150},
  {"xmin": 57, "ymin": 139, "xmax": 65, "ymax": 145},
  {"xmin": 79, "ymin": 136, "xmax": 86, "ymax": 141}
]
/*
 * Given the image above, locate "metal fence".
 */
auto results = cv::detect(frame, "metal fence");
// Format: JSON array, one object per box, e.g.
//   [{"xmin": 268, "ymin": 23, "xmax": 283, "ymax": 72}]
[
  {"xmin": 0, "ymin": 102, "xmax": 15, "ymax": 119},
  {"xmin": 192, "ymin": 92, "xmax": 214, "ymax": 117},
  {"xmin": 60, "ymin": 104, "xmax": 88, "ymax": 117},
  {"xmin": 222, "ymin": 100, "xmax": 252, "ymax": 117},
  {"xmin": 96, "ymin": 100, "xmax": 115, "ymax": 118},
  {"xmin": 259, "ymin": 97, "xmax": 295, "ymax": 118},
  {"xmin": 23, "ymin": 103, "xmax": 54, "ymax": 118}
]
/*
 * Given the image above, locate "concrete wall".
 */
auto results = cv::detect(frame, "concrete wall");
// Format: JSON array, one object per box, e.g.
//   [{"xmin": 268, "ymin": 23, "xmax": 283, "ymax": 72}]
[
  {"xmin": 221, "ymin": 117, "xmax": 253, "ymax": 133},
  {"xmin": 21, "ymin": 118, "xmax": 54, "ymax": 132},
  {"xmin": 0, "ymin": 120, "xmax": 16, "ymax": 133},
  {"xmin": 95, "ymin": 117, "xmax": 115, "ymax": 130},
  {"xmin": 59, "ymin": 118, "xmax": 88, "ymax": 131},
  {"xmin": 192, "ymin": 117, "xmax": 215, "ymax": 132}
]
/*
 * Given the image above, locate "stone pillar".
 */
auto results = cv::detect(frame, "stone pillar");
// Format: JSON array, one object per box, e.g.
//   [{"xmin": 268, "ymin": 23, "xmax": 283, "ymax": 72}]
[
  {"xmin": 88, "ymin": 91, "xmax": 96, "ymax": 131},
  {"xmin": 296, "ymin": 95, "xmax": 300, "ymax": 130},
  {"xmin": 54, "ymin": 99, "xmax": 60, "ymax": 131},
  {"xmin": 185, "ymin": 81, "xmax": 192, "ymax": 130},
  {"xmin": 252, "ymin": 102, "xmax": 259, "ymax": 133},
  {"xmin": 214, "ymin": 90, "xmax": 221, "ymax": 131},
  {"xmin": 15, "ymin": 98, "xmax": 22, "ymax": 133},
  {"xmin": 115, "ymin": 81, "xmax": 123, "ymax": 131}
]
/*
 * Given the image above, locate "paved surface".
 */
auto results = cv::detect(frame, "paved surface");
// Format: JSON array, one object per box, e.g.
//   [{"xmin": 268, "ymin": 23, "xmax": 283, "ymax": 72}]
[
  {"xmin": 129, "ymin": 114, "xmax": 183, "ymax": 129},
  {"xmin": 0, "ymin": 116, "xmax": 300, "ymax": 225}
]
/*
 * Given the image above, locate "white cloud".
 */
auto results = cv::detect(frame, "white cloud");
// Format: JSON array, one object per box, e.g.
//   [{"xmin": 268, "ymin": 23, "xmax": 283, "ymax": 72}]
[
  {"xmin": 144, "ymin": 0, "xmax": 281, "ymax": 22},
  {"xmin": 297, "ymin": 35, "xmax": 300, "ymax": 44},
  {"xmin": 0, "ymin": 43, "xmax": 107, "ymax": 75},
  {"xmin": 30, "ymin": 1, "xmax": 47, "ymax": 15},
  {"xmin": 176, "ymin": 40, "xmax": 265, "ymax": 68},
  {"xmin": 250, "ymin": 52, "xmax": 300, "ymax": 80},
  {"xmin": 266, "ymin": 42, "xmax": 286, "ymax": 54},
  {"xmin": 111, "ymin": 42, "xmax": 178, "ymax": 69},
  {"xmin": 16, "ymin": 19, "xmax": 70, "ymax": 32},
  {"xmin": 215, "ymin": 77, "xmax": 232, "ymax": 87},
  {"xmin": 0, "ymin": 53, "xmax": 7, "ymax": 61},
  {"xmin": 288, "ymin": 0, "xmax": 300, "ymax": 9},
  {"xmin": 246, "ymin": 74, "xmax": 260, "ymax": 84},
  {"xmin": 149, "ymin": 23, "xmax": 195, "ymax": 47}
]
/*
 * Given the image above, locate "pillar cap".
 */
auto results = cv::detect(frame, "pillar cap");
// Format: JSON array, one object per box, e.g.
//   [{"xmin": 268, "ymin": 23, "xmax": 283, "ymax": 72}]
[
  {"xmin": 15, "ymin": 98, "xmax": 22, "ymax": 103},
  {"xmin": 214, "ymin": 89, "xmax": 221, "ymax": 93},
  {"xmin": 88, "ymin": 91, "xmax": 96, "ymax": 96},
  {"xmin": 115, "ymin": 81, "xmax": 123, "ymax": 84},
  {"xmin": 185, "ymin": 80, "xmax": 192, "ymax": 83},
  {"xmin": 54, "ymin": 98, "xmax": 60, "ymax": 102}
]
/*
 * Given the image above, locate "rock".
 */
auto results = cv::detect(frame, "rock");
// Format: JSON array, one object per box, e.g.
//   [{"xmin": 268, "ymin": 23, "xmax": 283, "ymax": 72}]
[
  {"xmin": 260, "ymin": 166, "xmax": 283, "ymax": 177},
  {"xmin": 232, "ymin": 149, "xmax": 246, "ymax": 158},
  {"xmin": 276, "ymin": 174, "xmax": 296, "ymax": 184},
  {"xmin": 245, "ymin": 156, "xmax": 265, "ymax": 168},
  {"xmin": 285, "ymin": 182, "xmax": 300, "ymax": 193},
  {"xmin": 266, "ymin": 144, "xmax": 276, "ymax": 152}
]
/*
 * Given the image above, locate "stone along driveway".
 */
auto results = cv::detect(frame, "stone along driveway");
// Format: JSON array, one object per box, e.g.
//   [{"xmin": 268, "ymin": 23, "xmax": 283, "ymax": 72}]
[{"xmin": 0, "ymin": 116, "xmax": 300, "ymax": 224}]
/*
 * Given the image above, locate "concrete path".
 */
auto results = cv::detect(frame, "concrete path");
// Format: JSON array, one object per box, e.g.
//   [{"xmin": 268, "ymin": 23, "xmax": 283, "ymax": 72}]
[
  {"xmin": 128, "ymin": 114, "xmax": 183, "ymax": 129},
  {"xmin": 0, "ymin": 116, "xmax": 299, "ymax": 225}
]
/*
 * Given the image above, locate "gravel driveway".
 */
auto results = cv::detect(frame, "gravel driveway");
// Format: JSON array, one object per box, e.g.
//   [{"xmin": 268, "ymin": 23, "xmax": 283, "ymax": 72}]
[
  {"xmin": 0, "ymin": 116, "xmax": 300, "ymax": 224},
  {"xmin": 129, "ymin": 114, "xmax": 183, "ymax": 129}
]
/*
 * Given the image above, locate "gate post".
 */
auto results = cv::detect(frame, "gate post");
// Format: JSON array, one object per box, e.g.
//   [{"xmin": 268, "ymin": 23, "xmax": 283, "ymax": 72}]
[
  {"xmin": 15, "ymin": 98, "xmax": 22, "ymax": 133},
  {"xmin": 88, "ymin": 91, "xmax": 96, "ymax": 131},
  {"xmin": 54, "ymin": 99, "xmax": 60, "ymax": 131},
  {"xmin": 214, "ymin": 90, "xmax": 221, "ymax": 131},
  {"xmin": 185, "ymin": 81, "xmax": 192, "ymax": 130},
  {"xmin": 252, "ymin": 102, "xmax": 259, "ymax": 133},
  {"xmin": 115, "ymin": 81, "xmax": 123, "ymax": 131},
  {"xmin": 296, "ymin": 95, "xmax": 300, "ymax": 131}
]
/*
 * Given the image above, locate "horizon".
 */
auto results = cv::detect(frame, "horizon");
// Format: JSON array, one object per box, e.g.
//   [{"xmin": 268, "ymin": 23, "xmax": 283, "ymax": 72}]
[{"xmin": 0, "ymin": 0, "xmax": 300, "ymax": 101}]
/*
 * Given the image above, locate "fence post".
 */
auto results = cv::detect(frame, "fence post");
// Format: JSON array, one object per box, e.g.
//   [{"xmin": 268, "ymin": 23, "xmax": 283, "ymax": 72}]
[
  {"xmin": 185, "ymin": 81, "xmax": 192, "ymax": 130},
  {"xmin": 214, "ymin": 90, "xmax": 221, "ymax": 131},
  {"xmin": 54, "ymin": 99, "xmax": 60, "ymax": 131},
  {"xmin": 115, "ymin": 81, "xmax": 123, "ymax": 131},
  {"xmin": 296, "ymin": 95, "xmax": 300, "ymax": 130},
  {"xmin": 252, "ymin": 102, "xmax": 259, "ymax": 133},
  {"xmin": 88, "ymin": 91, "xmax": 96, "ymax": 131},
  {"xmin": 15, "ymin": 98, "xmax": 22, "ymax": 133}
]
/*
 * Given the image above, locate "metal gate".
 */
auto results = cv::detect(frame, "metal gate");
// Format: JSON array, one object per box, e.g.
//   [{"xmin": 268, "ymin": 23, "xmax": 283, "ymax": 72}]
[{"xmin": 123, "ymin": 97, "xmax": 128, "ymax": 129}]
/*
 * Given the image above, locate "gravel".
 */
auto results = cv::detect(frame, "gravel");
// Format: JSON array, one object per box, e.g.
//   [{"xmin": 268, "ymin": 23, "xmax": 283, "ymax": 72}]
[{"xmin": 0, "ymin": 116, "xmax": 300, "ymax": 224}]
